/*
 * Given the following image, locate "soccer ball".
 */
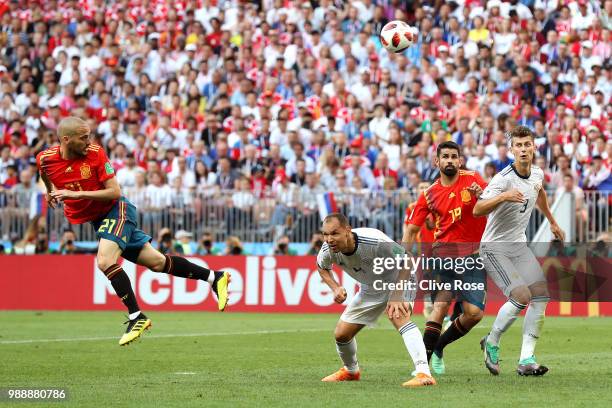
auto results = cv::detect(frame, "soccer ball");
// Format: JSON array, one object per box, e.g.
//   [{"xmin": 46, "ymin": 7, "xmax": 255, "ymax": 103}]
[{"xmin": 379, "ymin": 20, "xmax": 416, "ymax": 53}]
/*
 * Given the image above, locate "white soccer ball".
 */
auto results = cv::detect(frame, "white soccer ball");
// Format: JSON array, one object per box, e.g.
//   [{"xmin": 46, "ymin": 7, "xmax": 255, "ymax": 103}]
[{"xmin": 379, "ymin": 20, "xmax": 416, "ymax": 53}]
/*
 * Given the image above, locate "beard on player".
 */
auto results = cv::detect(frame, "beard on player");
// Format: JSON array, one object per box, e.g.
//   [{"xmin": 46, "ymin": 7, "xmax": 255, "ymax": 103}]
[{"xmin": 440, "ymin": 163, "xmax": 458, "ymax": 177}]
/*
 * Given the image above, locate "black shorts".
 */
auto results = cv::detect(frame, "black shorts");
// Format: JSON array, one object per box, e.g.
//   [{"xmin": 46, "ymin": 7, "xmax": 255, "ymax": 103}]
[{"xmin": 430, "ymin": 253, "xmax": 487, "ymax": 310}]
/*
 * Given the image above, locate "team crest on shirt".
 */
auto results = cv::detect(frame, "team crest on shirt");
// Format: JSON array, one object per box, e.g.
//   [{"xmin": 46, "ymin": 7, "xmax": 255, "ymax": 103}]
[
  {"xmin": 80, "ymin": 163, "xmax": 91, "ymax": 179},
  {"xmin": 460, "ymin": 189, "xmax": 471, "ymax": 203}
]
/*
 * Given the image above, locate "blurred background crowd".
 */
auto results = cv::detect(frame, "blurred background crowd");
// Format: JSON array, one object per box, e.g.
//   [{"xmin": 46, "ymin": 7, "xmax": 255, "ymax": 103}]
[{"xmin": 0, "ymin": 0, "xmax": 610, "ymax": 253}]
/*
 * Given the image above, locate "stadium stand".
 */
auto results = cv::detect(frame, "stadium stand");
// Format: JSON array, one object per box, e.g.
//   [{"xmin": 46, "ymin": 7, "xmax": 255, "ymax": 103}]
[{"xmin": 0, "ymin": 0, "xmax": 609, "ymax": 253}]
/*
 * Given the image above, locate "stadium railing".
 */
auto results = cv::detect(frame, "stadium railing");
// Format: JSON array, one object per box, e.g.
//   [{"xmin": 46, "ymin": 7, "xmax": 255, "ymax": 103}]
[{"xmin": 1, "ymin": 189, "xmax": 609, "ymax": 245}]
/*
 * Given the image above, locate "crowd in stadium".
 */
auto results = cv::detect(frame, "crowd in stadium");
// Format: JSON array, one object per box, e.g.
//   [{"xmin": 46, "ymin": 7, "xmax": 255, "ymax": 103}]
[{"xmin": 0, "ymin": 0, "xmax": 610, "ymax": 248}]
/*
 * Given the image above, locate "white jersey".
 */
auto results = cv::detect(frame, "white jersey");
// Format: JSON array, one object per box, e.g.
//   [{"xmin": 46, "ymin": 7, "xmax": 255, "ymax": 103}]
[
  {"xmin": 480, "ymin": 164, "xmax": 544, "ymax": 243},
  {"xmin": 316, "ymin": 228, "xmax": 405, "ymax": 289}
]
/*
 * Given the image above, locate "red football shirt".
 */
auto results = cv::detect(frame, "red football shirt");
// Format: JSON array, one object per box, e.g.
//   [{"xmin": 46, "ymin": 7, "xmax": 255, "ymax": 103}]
[
  {"xmin": 404, "ymin": 202, "xmax": 435, "ymax": 243},
  {"xmin": 36, "ymin": 144, "xmax": 117, "ymax": 224},
  {"xmin": 408, "ymin": 170, "xmax": 487, "ymax": 255}
]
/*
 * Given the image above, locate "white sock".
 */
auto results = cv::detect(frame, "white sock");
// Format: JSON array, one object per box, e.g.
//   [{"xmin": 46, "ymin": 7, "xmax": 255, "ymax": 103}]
[
  {"xmin": 207, "ymin": 270, "xmax": 216, "ymax": 285},
  {"xmin": 128, "ymin": 311, "xmax": 141, "ymax": 320},
  {"xmin": 399, "ymin": 322, "xmax": 431, "ymax": 376},
  {"xmin": 488, "ymin": 298, "xmax": 526, "ymax": 346},
  {"xmin": 336, "ymin": 338, "xmax": 359, "ymax": 373},
  {"xmin": 520, "ymin": 296, "xmax": 549, "ymax": 361}
]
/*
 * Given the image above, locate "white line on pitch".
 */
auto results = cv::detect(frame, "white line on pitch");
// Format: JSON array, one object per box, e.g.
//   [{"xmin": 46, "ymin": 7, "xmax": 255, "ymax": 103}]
[
  {"xmin": 0, "ymin": 324, "xmax": 490, "ymax": 345},
  {"xmin": 0, "ymin": 328, "xmax": 329, "ymax": 345}
]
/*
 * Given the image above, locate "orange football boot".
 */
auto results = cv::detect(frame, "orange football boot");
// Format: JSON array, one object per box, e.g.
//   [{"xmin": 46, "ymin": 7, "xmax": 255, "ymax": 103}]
[
  {"xmin": 401, "ymin": 373, "xmax": 437, "ymax": 388},
  {"xmin": 321, "ymin": 367, "xmax": 361, "ymax": 382}
]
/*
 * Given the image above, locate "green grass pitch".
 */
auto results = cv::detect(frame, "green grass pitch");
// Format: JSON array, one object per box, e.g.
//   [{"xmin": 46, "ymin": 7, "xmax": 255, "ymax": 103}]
[{"xmin": 0, "ymin": 311, "xmax": 610, "ymax": 407}]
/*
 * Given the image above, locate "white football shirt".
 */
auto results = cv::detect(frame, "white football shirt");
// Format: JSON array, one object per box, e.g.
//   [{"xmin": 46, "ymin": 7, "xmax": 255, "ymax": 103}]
[
  {"xmin": 480, "ymin": 164, "xmax": 544, "ymax": 243},
  {"xmin": 317, "ymin": 228, "xmax": 405, "ymax": 288}
]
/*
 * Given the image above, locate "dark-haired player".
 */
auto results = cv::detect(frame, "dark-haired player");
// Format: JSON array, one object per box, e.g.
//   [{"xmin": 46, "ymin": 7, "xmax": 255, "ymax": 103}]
[
  {"xmin": 404, "ymin": 141, "xmax": 487, "ymax": 375},
  {"xmin": 37, "ymin": 117, "xmax": 230, "ymax": 346}
]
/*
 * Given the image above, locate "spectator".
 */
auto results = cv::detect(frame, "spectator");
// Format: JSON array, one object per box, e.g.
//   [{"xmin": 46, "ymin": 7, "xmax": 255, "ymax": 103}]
[
  {"xmin": 225, "ymin": 236, "xmax": 244, "ymax": 255},
  {"xmin": 381, "ymin": 130, "xmax": 408, "ymax": 172},
  {"xmin": 186, "ymin": 141, "xmax": 214, "ymax": 171},
  {"xmin": 285, "ymin": 142, "xmax": 316, "ymax": 177},
  {"xmin": 491, "ymin": 145, "xmax": 513, "ymax": 172},
  {"xmin": 226, "ymin": 177, "xmax": 255, "ymax": 235},
  {"xmin": 57, "ymin": 229, "xmax": 79, "ymax": 255},
  {"xmin": 368, "ymin": 103, "xmax": 391, "ymax": 145},
  {"xmin": 2, "ymin": 165, "xmax": 18, "ymax": 189},
  {"xmin": 169, "ymin": 156, "xmax": 197, "ymax": 192},
  {"xmin": 0, "ymin": 0, "xmax": 608, "ymax": 247},
  {"xmin": 307, "ymin": 231, "xmax": 324, "ymax": 255},
  {"xmin": 194, "ymin": 160, "xmax": 218, "ymax": 197},
  {"xmin": 196, "ymin": 232, "xmax": 220, "ymax": 256},
  {"xmin": 116, "ymin": 153, "xmax": 145, "ymax": 188},
  {"xmin": 216, "ymin": 157, "xmax": 239, "ymax": 191},
  {"xmin": 466, "ymin": 145, "xmax": 491, "ymax": 176},
  {"xmin": 289, "ymin": 158, "xmax": 307, "ymax": 186},
  {"xmin": 296, "ymin": 172, "xmax": 324, "ymax": 240},
  {"xmin": 455, "ymin": 91, "xmax": 481, "ymax": 124},
  {"xmin": 157, "ymin": 228, "xmax": 178, "ymax": 255},
  {"xmin": 0, "ymin": 146, "xmax": 14, "ymax": 184},
  {"xmin": 555, "ymin": 173, "xmax": 589, "ymax": 241},
  {"xmin": 146, "ymin": 171, "xmax": 172, "ymax": 210},
  {"xmin": 12, "ymin": 215, "xmax": 46, "ymax": 255},
  {"xmin": 550, "ymin": 155, "xmax": 578, "ymax": 188},
  {"xmin": 124, "ymin": 172, "xmax": 148, "ymax": 210},
  {"xmin": 273, "ymin": 235, "xmax": 298, "ymax": 255},
  {"xmin": 483, "ymin": 162, "xmax": 498, "ymax": 183},
  {"xmin": 346, "ymin": 154, "xmax": 376, "ymax": 190},
  {"xmin": 145, "ymin": 172, "xmax": 172, "ymax": 232},
  {"xmin": 271, "ymin": 170, "xmax": 299, "ymax": 233},
  {"xmin": 174, "ymin": 230, "xmax": 196, "ymax": 255},
  {"xmin": 583, "ymin": 156, "xmax": 611, "ymax": 190}
]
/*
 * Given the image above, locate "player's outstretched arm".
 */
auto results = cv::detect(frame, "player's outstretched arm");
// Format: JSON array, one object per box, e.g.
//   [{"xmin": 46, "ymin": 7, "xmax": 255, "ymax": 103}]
[
  {"xmin": 473, "ymin": 189, "xmax": 524, "ymax": 217},
  {"xmin": 317, "ymin": 267, "xmax": 347, "ymax": 304},
  {"xmin": 536, "ymin": 187, "xmax": 566, "ymax": 241},
  {"xmin": 51, "ymin": 177, "xmax": 121, "ymax": 202}
]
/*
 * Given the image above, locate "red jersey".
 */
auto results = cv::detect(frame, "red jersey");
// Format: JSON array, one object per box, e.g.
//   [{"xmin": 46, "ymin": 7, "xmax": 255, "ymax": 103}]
[
  {"xmin": 36, "ymin": 144, "xmax": 117, "ymax": 224},
  {"xmin": 408, "ymin": 170, "xmax": 487, "ymax": 255},
  {"xmin": 404, "ymin": 201, "xmax": 435, "ymax": 244}
]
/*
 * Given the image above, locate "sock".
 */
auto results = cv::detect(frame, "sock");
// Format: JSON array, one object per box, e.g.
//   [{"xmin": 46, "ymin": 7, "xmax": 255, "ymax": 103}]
[
  {"xmin": 423, "ymin": 321, "xmax": 442, "ymax": 361},
  {"xmin": 450, "ymin": 302, "xmax": 462, "ymax": 321},
  {"xmin": 128, "ymin": 311, "xmax": 141, "ymax": 320},
  {"xmin": 104, "ymin": 264, "xmax": 140, "ymax": 315},
  {"xmin": 399, "ymin": 322, "xmax": 431, "ymax": 376},
  {"xmin": 335, "ymin": 338, "xmax": 359, "ymax": 373},
  {"xmin": 488, "ymin": 298, "xmax": 526, "ymax": 346},
  {"xmin": 520, "ymin": 296, "xmax": 549, "ymax": 361},
  {"xmin": 164, "ymin": 255, "xmax": 214, "ymax": 284},
  {"xmin": 433, "ymin": 316, "xmax": 468, "ymax": 357}
]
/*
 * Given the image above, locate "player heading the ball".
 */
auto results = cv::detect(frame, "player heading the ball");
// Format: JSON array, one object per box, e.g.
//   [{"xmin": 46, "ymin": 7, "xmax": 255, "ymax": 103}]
[{"xmin": 37, "ymin": 117, "xmax": 231, "ymax": 346}]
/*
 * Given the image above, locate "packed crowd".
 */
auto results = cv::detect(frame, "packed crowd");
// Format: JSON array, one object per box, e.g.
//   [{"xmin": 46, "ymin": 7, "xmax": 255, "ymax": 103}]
[{"xmin": 0, "ymin": 0, "xmax": 610, "ymax": 245}]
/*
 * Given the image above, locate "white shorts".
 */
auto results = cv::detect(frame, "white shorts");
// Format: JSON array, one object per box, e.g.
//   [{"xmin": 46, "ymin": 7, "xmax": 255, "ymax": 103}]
[
  {"xmin": 480, "ymin": 242, "xmax": 545, "ymax": 297},
  {"xmin": 340, "ymin": 289, "xmax": 415, "ymax": 327}
]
